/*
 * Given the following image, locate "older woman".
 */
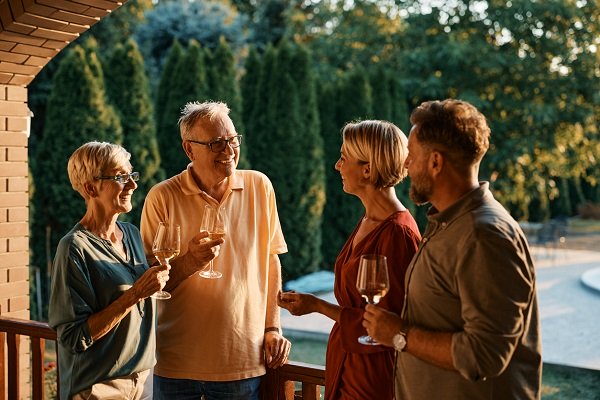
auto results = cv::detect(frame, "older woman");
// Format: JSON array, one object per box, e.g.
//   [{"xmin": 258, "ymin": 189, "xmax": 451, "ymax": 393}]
[
  {"xmin": 48, "ymin": 141, "xmax": 168, "ymax": 400},
  {"xmin": 279, "ymin": 120, "xmax": 421, "ymax": 399}
]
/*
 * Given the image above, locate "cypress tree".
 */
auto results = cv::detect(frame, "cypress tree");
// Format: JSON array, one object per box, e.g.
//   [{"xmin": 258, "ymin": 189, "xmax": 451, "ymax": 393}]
[
  {"xmin": 370, "ymin": 65, "xmax": 392, "ymax": 121},
  {"xmin": 32, "ymin": 45, "xmax": 122, "ymax": 315},
  {"xmin": 320, "ymin": 68, "xmax": 373, "ymax": 268},
  {"xmin": 284, "ymin": 42, "xmax": 325, "ymax": 277},
  {"xmin": 161, "ymin": 40, "xmax": 208, "ymax": 177},
  {"xmin": 389, "ymin": 73, "xmax": 410, "ymax": 133},
  {"xmin": 206, "ymin": 38, "xmax": 249, "ymax": 168},
  {"xmin": 155, "ymin": 39, "xmax": 184, "ymax": 151},
  {"xmin": 250, "ymin": 41, "xmax": 325, "ymax": 280},
  {"xmin": 106, "ymin": 38, "xmax": 165, "ymax": 225},
  {"xmin": 247, "ymin": 45, "xmax": 277, "ymax": 168},
  {"xmin": 318, "ymin": 81, "xmax": 344, "ymax": 269},
  {"xmin": 241, "ymin": 47, "xmax": 261, "ymax": 130}
]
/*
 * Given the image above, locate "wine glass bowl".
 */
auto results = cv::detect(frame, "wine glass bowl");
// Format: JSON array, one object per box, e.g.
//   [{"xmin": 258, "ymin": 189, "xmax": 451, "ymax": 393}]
[
  {"xmin": 151, "ymin": 222, "xmax": 180, "ymax": 299},
  {"xmin": 356, "ymin": 254, "xmax": 389, "ymax": 345},
  {"xmin": 199, "ymin": 205, "xmax": 226, "ymax": 279}
]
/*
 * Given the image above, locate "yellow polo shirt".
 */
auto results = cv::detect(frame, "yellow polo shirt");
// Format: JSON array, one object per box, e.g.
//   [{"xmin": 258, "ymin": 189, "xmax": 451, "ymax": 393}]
[{"xmin": 140, "ymin": 166, "xmax": 287, "ymax": 381}]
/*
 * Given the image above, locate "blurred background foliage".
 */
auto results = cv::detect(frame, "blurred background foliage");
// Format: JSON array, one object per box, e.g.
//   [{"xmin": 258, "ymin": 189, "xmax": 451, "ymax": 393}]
[{"xmin": 27, "ymin": 0, "xmax": 599, "ymax": 319}]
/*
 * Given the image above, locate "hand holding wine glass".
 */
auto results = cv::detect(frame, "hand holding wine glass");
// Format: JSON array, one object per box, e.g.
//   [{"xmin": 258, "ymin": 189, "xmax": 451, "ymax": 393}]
[
  {"xmin": 199, "ymin": 205, "xmax": 226, "ymax": 279},
  {"xmin": 356, "ymin": 254, "xmax": 389, "ymax": 345},
  {"xmin": 151, "ymin": 222, "xmax": 180, "ymax": 299}
]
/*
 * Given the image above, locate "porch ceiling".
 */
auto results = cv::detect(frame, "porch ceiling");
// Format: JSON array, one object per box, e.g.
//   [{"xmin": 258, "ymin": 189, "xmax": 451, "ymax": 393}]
[{"xmin": 0, "ymin": 0, "xmax": 124, "ymax": 86}]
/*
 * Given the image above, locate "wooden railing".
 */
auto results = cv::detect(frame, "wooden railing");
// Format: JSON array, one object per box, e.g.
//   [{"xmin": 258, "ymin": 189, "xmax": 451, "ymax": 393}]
[
  {"xmin": 0, "ymin": 316, "xmax": 325, "ymax": 400},
  {"xmin": 0, "ymin": 316, "xmax": 57, "ymax": 400}
]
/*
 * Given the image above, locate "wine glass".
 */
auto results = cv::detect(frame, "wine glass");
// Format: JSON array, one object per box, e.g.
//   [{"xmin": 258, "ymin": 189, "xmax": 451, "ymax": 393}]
[
  {"xmin": 356, "ymin": 254, "xmax": 390, "ymax": 345},
  {"xmin": 199, "ymin": 205, "xmax": 226, "ymax": 279},
  {"xmin": 151, "ymin": 222, "xmax": 180, "ymax": 299}
]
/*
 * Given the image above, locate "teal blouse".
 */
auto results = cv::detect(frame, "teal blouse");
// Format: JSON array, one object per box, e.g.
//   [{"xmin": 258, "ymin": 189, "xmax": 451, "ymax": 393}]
[{"xmin": 48, "ymin": 221, "xmax": 155, "ymax": 399}]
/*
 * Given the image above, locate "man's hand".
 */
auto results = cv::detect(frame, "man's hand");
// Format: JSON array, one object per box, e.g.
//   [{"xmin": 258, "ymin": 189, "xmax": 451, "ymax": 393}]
[
  {"xmin": 362, "ymin": 304, "xmax": 403, "ymax": 347},
  {"xmin": 264, "ymin": 331, "xmax": 291, "ymax": 368},
  {"xmin": 185, "ymin": 230, "xmax": 224, "ymax": 273}
]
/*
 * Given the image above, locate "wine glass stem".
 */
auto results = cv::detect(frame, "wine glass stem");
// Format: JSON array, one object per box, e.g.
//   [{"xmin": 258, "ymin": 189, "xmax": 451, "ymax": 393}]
[{"xmin": 208, "ymin": 260, "xmax": 214, "ymax": 273}]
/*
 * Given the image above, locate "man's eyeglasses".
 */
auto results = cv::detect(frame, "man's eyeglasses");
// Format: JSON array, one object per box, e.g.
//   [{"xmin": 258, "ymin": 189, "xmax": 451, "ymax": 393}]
[
  {"xmin": 95, "ymin": 172, "xmax": 140, "ymax": 184},
  {"xmin": 188, "ymin": 135, "xmax": 242, "ymax": 153}
]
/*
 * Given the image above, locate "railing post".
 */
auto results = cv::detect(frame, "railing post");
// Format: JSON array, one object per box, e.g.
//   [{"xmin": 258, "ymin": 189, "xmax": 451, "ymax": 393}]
[
  {"xmin": 7, "ymin": 333, "xmax": 20, "ymax": 400},
  {"xmin": 0, "ymin": 331, "xmax": 5, "ymax": 397},
  {"xmin": 32, "ymin": 337, "xmax": 45, "ymax": 400},
  {"xmin": 261, "ymin": 367, "xmax": 296, "ymax": 400}
]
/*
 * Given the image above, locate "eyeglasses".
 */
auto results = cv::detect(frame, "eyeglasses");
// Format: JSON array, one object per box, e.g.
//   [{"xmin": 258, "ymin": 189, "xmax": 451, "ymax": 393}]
[
  {"xmin": 188, "ymin": 135, "xmax": 242, "ymax": 153},
  {"xmin": 95, "ymin": 172, "xmax": 140, "ymax": 184}
]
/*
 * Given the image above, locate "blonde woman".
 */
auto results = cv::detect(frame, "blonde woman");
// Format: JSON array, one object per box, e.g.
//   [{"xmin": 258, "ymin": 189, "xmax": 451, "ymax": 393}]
[
  {"xmin": 279, "ymin": 120, "xmax": 421, "ymax": 399},
  {"xmin": 49, "ymin": 142, "xmax": 168, "ymax": 400}
]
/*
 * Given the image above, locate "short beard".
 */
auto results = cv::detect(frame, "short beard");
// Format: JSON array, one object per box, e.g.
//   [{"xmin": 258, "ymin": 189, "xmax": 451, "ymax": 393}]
[{"xmin": 408, "ymin": 174, "xmax": 433, "ymax": 206}]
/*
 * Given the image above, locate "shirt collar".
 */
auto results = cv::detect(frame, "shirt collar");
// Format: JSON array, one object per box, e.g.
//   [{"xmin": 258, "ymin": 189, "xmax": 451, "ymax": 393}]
[
  {"xmin": 180, "ymin": 163, "xmax": 244, "ymax": 196},
  {"xmin": 426, "ymin": 182, "xmax": 490, "ymax": 228}
]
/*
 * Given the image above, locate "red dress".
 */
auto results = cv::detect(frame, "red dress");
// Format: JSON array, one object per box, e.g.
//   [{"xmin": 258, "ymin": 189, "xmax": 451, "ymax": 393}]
[{"xmin": 325, "ymin": 211, "xmax": 421, "ymax": 400}]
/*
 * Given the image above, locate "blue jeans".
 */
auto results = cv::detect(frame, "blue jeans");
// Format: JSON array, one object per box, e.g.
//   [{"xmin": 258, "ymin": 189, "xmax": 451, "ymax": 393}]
[{"xmin": 153, "ymin": 374, "xmax": 261, "ymax": 400}]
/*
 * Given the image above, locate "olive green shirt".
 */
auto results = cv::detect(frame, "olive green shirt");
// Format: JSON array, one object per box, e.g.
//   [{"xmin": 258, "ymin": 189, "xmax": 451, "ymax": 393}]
[{"xmin": 397, "ymin": 183, "xmax": 542, "ymax": 399}]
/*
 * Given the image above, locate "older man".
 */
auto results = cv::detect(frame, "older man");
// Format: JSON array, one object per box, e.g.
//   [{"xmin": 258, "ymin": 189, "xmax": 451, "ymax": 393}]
[
  {"xmin": 364, "ymin": 99, "xmax": 542, "ymax": 399},
  {"xmin": 141, "ymin": 101, "xmax": 290, "ymax": 399}
]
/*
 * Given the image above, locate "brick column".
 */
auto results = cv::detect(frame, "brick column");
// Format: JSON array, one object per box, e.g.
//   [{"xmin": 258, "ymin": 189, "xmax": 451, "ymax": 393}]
[{"xmin": 0, "ymin": 84, "xmax": 31, "ymax": 397}]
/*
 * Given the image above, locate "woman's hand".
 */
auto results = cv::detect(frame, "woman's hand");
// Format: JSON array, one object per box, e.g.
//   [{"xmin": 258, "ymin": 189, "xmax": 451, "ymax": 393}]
[
  {"xmin": 277, "ymin": 291, "xmax": 319, "ymax": 316},
  {"xmin": 131, "ymin": 264, "xmax": 170, "ymax": 300}
]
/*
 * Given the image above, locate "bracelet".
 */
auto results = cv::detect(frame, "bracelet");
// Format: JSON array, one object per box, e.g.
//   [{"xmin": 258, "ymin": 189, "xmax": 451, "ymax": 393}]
[{"xmin": 264, "ymin": 327, "xmax": 280, "ymax": 334}]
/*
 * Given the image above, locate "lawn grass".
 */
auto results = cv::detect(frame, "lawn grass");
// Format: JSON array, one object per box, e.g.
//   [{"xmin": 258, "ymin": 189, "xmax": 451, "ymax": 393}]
[{"xmin": 289, "ymin": 337, "xmax": 600, "ymax": 399}]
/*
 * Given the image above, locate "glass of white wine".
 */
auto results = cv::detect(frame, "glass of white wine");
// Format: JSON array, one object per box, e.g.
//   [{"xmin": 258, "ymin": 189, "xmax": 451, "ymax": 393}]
[
  {"xmin": 356, "ymin": 254, "xmax": 390, "ymax": 345},
  {"xmin": 199, "ymin": 205, "xmax": 226, "ymax": 279},
  {"xmin": 151, "ymin": 222, "xmax": 180, "ymax": 299}
]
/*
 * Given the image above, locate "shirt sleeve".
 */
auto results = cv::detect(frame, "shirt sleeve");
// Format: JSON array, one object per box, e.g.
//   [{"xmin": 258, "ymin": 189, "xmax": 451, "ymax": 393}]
[
  {"xmin": 48, "ymin": 238, "xmax": 95, "ymax": 353},
  {"xmin": 265, "ymin": 177, "xmax": 288, "ymax": 255},
  {"xmin": 451, "ymin": 224, "xmax": 536, "ymax": 381},
  {"xmin": 340, "ymin": 224, "xmax": 421, "ymax": 353},
  {"xmin": 140, "ymin": 185, "xmax": 168, "ymax": 265}
]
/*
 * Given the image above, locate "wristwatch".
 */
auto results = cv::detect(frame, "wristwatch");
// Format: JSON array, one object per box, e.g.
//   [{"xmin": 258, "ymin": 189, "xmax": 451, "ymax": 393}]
[{"xmin": 393, "ymin": 330, "xmax": 407, "ymax": 352}]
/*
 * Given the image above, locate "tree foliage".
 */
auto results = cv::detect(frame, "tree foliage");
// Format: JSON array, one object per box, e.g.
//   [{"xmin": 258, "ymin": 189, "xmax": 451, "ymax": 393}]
[
  {"xmin": 158, "ymin": 40, "xmax": 208, "ymax": 177},
  {"xmin": 134, "ymin": 0, "xmax": 247, "ymax": 81},
  {"xmin": 206, "ymin": 38, "xmax": 250, "ymax": 168},
  {"xmin": 246, "ymin": 42, "xmax": 325, "ymax": 279},
  {"xmin": 396, "ymin": 0, "xmax": 599, "ymax": 220},
  {"xmin": 319, "ymin": 68, "xmax": 373, "ymax": 268},
  {"xmin": 105, "ymin": 38, "xmax": 164, "ymax": 224},
  {"xmin": 31, "ymin": 45, "xmax": 121, "ymax": 315}
]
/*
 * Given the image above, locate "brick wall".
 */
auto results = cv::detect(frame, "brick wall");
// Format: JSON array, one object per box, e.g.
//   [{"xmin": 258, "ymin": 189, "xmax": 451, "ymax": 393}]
[{"xmin": 0, "ymin": 83, "xmax": 31, "ymax": 396}]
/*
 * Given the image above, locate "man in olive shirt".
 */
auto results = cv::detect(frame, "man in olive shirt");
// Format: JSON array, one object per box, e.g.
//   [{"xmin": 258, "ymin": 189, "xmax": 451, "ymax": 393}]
[{"xmin": 363, "ymin": 99, "xmax": 542, "ymax": 399}]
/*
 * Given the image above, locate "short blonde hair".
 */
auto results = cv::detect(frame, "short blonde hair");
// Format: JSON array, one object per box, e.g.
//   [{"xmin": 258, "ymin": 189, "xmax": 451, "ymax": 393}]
[
  {"xmin": 67, "ymin": 141, "xmax": 131, "ymax": 199},
  {"xmin": 342, "ymin": 120, "xmax": 408, "ymax": 189},
  {"xmin": 178, "ymin": 101, "xmax": 231, "ymax": 141}
]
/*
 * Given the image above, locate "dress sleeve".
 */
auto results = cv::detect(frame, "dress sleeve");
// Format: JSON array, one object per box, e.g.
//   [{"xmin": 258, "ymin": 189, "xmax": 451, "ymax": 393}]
[
  {"xmin": 339, "ymin": 224, "xmax": 420, "ymax": 353},
  {"xmin": 48, "ymin": 240, "xmax": 95, "ymax": 353},
  {"xmin": 451, "ymin": 225, "xmax": 536, "ymax": 381}
]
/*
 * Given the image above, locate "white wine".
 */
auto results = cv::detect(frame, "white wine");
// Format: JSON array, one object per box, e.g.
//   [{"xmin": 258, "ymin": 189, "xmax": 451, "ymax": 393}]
[
  {"xmin": 358, "ymin": 287, "xmax": 389, "ymax": 304},
  {"xmin": 154, "ymin": 249, "xmax": 179, "ymax": 264},
  {"xmin": 208, "ymin": 232, "xmax": 225, "ymax": 240}
]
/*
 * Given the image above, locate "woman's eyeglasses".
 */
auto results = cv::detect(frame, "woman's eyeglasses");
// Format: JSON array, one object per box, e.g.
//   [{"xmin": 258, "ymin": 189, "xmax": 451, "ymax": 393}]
[{"xmin": 95, "ymin": 172, "xmax": 140, "ymax": 184}]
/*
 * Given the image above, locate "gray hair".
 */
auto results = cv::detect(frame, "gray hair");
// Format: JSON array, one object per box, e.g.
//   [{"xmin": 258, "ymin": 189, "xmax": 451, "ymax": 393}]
[
  {"xmin": 178, "ymin": 101, "xmax": 231, "ymax": 141},
  {"xmin": 67, "ymin": 141, "xmax": 130, "ymax": 199}
]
